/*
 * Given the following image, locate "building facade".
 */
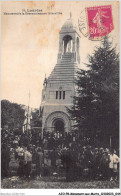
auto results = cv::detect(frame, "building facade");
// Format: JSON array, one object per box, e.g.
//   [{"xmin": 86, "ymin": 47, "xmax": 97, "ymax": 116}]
[{"xmin": 40, "ymin": 14, "xmax": 81, "ymax": 136}]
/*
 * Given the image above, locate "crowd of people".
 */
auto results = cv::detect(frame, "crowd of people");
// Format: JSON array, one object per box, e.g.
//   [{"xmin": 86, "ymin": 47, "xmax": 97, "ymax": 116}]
[
  {"xmin": 16, "ymin": 145, "xmax": 43, "ymax": 179},
  {"xmin": 1, "ymin": 138, "xmax": 120, "ymax": 182},
  {"xmin": 60, "ymin": 145, "xmax": 120, "ymax": 181}
]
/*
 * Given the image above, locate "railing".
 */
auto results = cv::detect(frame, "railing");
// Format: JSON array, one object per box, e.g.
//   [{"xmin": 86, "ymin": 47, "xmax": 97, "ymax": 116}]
[{"xmin": 57, "ymin": 52, "xmax": 77, "ymax": 63}]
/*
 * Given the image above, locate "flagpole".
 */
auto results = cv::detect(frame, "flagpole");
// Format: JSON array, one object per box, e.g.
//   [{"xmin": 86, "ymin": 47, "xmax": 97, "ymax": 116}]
[
  {"xmin": 110, "ymin": 135, "xmax": 112, "ymax": 148},
  {"xmin": 27, "ymin": 90, "xmax": 31, "ymax": 134}
]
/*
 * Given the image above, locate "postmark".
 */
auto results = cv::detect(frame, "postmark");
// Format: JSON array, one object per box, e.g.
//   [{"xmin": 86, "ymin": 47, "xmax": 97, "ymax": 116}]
[{"xmin": 78, "ymin": 5, "xmax": 114, "ymax": 40}]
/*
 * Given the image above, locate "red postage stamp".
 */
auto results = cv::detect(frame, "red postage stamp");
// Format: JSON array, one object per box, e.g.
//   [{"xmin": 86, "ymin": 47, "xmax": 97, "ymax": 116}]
[{"xmin": 86, "ymin": 5, "xmax": 114, "ymax": 40}]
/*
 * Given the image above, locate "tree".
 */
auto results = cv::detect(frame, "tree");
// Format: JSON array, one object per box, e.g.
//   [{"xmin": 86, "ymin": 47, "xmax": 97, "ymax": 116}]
[
  {"xmin": 68, "ymin": 36, "xmax": 119, "ymax": 147},
  {"xmin": 1, "ymin": 100, "xmax": 25, "ymax": 129},
  {"xmin": 1, "ymin": 100, "xmax": 26, "ymax": 146}
]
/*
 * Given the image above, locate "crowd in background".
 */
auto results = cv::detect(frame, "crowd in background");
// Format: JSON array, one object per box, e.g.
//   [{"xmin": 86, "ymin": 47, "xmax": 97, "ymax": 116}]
[
  {"xmin": 1, "ymin": 139, "xmax": 120, "ymax": 182},
  {"xmin": 60, "ymin": 145, "xmax": 120, "ymax": 181}
]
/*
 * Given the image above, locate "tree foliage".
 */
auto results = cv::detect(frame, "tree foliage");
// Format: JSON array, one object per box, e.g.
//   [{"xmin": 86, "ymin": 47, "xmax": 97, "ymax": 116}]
[
  {"xmin": 68, "ymin": 37, "xmax": 119, "ymax": 142},
  {"xmin": 1, "ymin": 100, "xmax": 25, "ymax": 129}
]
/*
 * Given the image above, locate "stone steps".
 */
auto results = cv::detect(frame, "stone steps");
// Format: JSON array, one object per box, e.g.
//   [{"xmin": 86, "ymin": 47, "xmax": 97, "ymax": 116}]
[
  {"xmin": 62, "ymin": 55, "xmax": 71, "ymax": 58},
  {"xmin": 61, "ymin": 54, "xmax": 72, "ymax": 62},
  {"xmin": 49, "ymin": 76, "xmax": 77, "ymax": 79},
  {"xmin": 53, "ymin": 67, "xmax": 77, "ymax": 70},
  {"xmin": 62, "ymin": 57, "xmax": 71, "ymax": 59},
  {"xmin": 49, "ymin": 75, "xmax": 75, "ymax": 78},
  {"xmin": 50, "ymin": 71, "xmax": 75, "ymax": 74},
  {"xmin": 62, "ymin": 60, "xmax": 71, "ymax": 62},
  {"xmin": 49, "ymin": 72, "xmax": 75, "ymax": 76},
  {"xmin": 62, "ymin": 56, "xmax": 71, "ymax": 59},
  {"xmin": 50, "ymin": 69, "xmax": 75, "ymax": 72},
  {"xmin": 54, "ymin": 64, "xmax": 77, "ymax": 67},
  {"xmin": 48, "ymin": 52, "xmax": 78, "ymax": 83},
  {"xmin": 48, "ymin": 76, "xmax": 75, "ymax": 79},
  {"xmin": 52, "ymin": 71, "xmax": 77, "ymax": 74},
  {"xmin": 55, "ymin": 66, "xmax": 77, "ymax": 69},
  {"xmin": 48, "ymin": 80, "xmax": 75, "ymax": 82},
  {"xmin": 55, "ymin": 62, "xmax": 77, "ymax": 66},
  {"xmin": 50, "ymin": 70, "xmax": 77, "ymax": 75},
  {"xmin": 50, "ymin": 73, "xmax": 75, "ymax": 76}
]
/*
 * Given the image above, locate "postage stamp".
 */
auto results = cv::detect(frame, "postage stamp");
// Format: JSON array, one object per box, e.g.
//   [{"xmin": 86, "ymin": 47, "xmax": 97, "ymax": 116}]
[{"xmin": 78, "ymin": 5, "xmax": 114, "ymax": 40}]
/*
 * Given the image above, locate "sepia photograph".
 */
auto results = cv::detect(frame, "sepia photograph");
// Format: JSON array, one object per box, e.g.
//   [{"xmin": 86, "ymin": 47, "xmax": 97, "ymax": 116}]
[{"xmin": 1, "ymin": 0, "xmax": 120, "ymax": 192}]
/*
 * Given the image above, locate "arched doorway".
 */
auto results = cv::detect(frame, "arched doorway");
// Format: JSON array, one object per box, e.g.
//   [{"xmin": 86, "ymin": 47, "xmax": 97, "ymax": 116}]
[
  {"xmin": 53, "ymin": 118, "xmax": 65, "ymax": 134},
  {"xmin": 63, "ymin": 35, "xmax": 73, "ymax": 53},
  {"xmin": 44, "ymin": 112, "xmax": 71, "ymax": 149},
  {"xmin": 44, "ymin": 111, "xmax": 71, "ymax": 133}
]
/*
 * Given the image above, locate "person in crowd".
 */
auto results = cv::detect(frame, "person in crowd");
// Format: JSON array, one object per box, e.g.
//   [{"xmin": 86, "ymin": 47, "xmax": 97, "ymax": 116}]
[
  {"xmin": 93, "ymin": 148, "xmax": 100, "ymax": 179},
  {"xmin": 1, "ymin": 144, "xmax": 10, "ymax": 178},
  {"xmin": 13, "ymin": 136, "xmax": 19, "ymax": 148},
  {"xmin": 16, "ymin": 144, "xmax": 25, "ymax": 177},
  {"xmin": 99, "ymin": 150, "xmax": 110, "ymax": 180},
  {"xmin": 31, "ymin": 146, "xmax": 37, "ymax": 178},
  {"xmin": 78, "ymin": 152, "xmax": 85, "ymax": 179},
  {"xmin": 36, "ymin": 147, "xmax": 43, "ymax": 179},
  {"xmin": 109, "ymin": 149, "xmax": 120, "ymax": 181},
  {"xmin": 86, "ymin": 146, "xmax": 96, "ymax": 180},
  {"xmin": 32, "ymin": 146, "xmax": 37, "ymax": 164},
  {"xmin": 51, "ymin": 148, "xmax": 57, "ymax": 169},
  {"xmin": 24, "ymin": 146, "xmax": 32, "ymax": 179},
  {"xmin": 61, "ymin": 146, "xmax": 75, "ymax": 181},
  {"xmin": 81, "ymin": 146, "xmax": 90, "ymax": 178},
  {"xmin": 16, "ymin": 144, "xmax": 24, "ymax": 159}
]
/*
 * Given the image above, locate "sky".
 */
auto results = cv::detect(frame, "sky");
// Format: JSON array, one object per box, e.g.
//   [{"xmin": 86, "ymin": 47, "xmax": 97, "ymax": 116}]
[{"xmin": 1, "ymin": 1, "xmax": 119, "ymax": 108}]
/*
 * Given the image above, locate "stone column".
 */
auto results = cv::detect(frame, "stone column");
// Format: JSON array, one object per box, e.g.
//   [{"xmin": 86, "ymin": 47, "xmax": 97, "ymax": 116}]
[
  {"xmin": 71, "ymin": 40, "xmax": 73, "ymax": 52},
  {"xmin": 72, "ymin": 36, "xmax": 76, "ymax": 52},
  {"xmin": 59, "ymin": 35, "xmax": 63, "ymax": 53}
]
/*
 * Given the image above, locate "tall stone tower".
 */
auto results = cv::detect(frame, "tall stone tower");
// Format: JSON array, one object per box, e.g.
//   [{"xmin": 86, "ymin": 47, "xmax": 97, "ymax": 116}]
[{"xmin": 40, "ymin": 14, "xmax": 80, "ymax": 136}]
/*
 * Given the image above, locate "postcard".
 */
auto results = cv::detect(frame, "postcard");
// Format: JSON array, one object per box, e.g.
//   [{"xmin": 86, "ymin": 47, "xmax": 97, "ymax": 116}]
[{"xmin": 1, "ymin": 1, "xmax": 120, "ymax": 195}]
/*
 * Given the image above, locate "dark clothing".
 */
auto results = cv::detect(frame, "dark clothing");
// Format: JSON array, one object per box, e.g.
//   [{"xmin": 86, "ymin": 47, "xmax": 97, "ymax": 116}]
[
  {"xmin": 17, "ymin": 160, "xmax": 25, "ymax": 177},
  {"xmin": 100, "ymin": 164, "xmax": 109, "ymax": 180},
  {"xmin": 51, "ymin": 150, "xmax": 57, "ymax": 167},
  {"xmin": 61, "ymin": 150, "xmax": 76, "ymax": 181},
  {"xmin": 100, "ymin": 153, "xmax": 110, "ymax": 179},
  {"xmin": 36, "ymin": 152, "xmax": 43, "ymax": 176},
  {"xmin": 109, "ymin": 168, "xmax": 114, "ymax": 178},
  {"xmin": 32, "ymin": 152, "xmax": 37, "ymax": 164},
  {"xmin": 1, "ymin": 147, "xmax": 10, "ymax": 177},
  {"xmin": 24, "ymin": 162, "xmax": 31, "ymax": 177}
]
